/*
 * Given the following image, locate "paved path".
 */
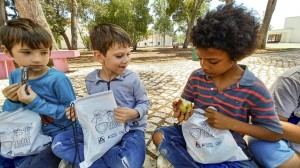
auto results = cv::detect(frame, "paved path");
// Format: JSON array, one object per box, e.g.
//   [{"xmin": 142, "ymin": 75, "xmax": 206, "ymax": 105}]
[{"xmin": 0, "ymin": 49, "xmax": 299, "ymax": 167}]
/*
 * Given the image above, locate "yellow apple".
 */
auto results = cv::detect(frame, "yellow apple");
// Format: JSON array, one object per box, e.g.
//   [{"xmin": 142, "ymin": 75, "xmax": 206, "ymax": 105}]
[{"xmin": 176, "ymin": 98, "xmax": 193, "ymax": 113}]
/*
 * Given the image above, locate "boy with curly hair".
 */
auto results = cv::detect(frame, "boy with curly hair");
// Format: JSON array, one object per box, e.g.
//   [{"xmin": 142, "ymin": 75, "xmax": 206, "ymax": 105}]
[{"xmin": 152, "ymin": 4, "xmax": 283, "ymax": 167}]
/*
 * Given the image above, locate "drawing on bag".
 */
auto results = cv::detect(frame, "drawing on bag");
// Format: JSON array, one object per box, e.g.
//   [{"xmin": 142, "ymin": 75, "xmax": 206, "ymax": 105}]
[
  {"xmin": 190, "ymin": 128, "xmax": 201, "ymax": 140},
  {"xmin": 199, "ymin": 122, "xmax": 213, "ymax": 138},
  {"xmin": 92, "ymin": 109, "xmax": 106, "ymax": 124},
  {"xmin": 95, "ymin": 123, "xmax": 108, "ymax": 134},
  {"xmin": 0, "ymin": 123, "xmax": 33, "ymax": 154},
  {"xmin": 0, "ymin": 130, "xmax": 9, "ymax": 139},
  {"xmin": 189, "ymin": 123, "xmax": 213, "ymax": 141},
  {"xmin": 92, "ymin": 108, "xmax": 122, "ymax": 134},
  {"xmin": 0, "ymin": 130, "xmax": 13, "ymax": 152}
]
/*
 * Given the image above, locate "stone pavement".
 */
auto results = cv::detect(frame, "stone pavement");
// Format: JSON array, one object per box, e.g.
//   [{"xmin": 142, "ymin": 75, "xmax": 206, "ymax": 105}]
[{"xmin": 0, "ymin": 49, "xmax": 300, "ymax": 168}]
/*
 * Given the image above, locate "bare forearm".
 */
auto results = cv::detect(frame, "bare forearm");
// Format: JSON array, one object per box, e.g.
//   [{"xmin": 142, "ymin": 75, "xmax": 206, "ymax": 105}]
[
  {"xmin": 230, "ymin": 119, "xmax": 282, "ymax": 142},
  {"xmin": 281, "ymin": 121, "xmax": 300, "ymax": 143}
]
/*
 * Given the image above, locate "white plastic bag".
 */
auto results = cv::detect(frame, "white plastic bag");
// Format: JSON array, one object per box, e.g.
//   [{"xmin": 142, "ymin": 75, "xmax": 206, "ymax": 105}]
[
  {"xmin": 182, "ymin": 108, "xmax": 248, "ymax": 164},
  {"xmin": 0, "ymin": 108, "xmax": 52, "ymax": 159},
  {"xmin": 73, "ymin": 90, "xmax": 128, "ymax": 168}
]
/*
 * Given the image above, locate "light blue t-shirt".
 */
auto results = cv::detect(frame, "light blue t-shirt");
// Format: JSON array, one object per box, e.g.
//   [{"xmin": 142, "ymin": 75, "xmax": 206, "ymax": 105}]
[{"xmin": 2, "ymin": 68, "xmax": 76, "ymax": 137}]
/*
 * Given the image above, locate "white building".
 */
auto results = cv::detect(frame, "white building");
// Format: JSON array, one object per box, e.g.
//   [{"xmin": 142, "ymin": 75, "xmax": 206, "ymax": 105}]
[
  {"xmin": 60, "ymin": 25, "xmax": 173, "ymax": 49},
  {"xmin": 267, "ymin": 16, "xmax": 300, "ymax": 43},
  {"xmin": 137, "ymin": 32, "xmax": 173, "ymax": 47}
]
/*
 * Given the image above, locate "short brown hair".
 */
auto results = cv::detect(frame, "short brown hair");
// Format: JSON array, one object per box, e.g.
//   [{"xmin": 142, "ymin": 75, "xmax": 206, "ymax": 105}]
[
  {"xmin": 0, "ymin": 18, "xmax": 52, "ymax": 52},
  {"xmin": 89, "ymin": 23, "xmax": 131, "ymax": 55}
]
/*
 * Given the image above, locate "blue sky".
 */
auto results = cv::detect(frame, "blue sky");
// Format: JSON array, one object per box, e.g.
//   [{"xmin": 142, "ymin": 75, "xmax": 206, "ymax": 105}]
[{"xmin": 210, "ymin": 0, "xmax": 300, "ymax": 29}]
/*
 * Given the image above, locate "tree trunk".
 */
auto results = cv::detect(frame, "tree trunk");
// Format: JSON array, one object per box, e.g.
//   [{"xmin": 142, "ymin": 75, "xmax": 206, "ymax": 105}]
[
  {"xmin": 132, "ymin": 43, "xmax": 137, "ymax": 51},
  {"xmin": 14, "ymin": 0, "xmax": 59, "ymax": 50},
  {"xmin": 70, "ymin": 0, "xmax": 78, "ymax": 49},
  {"xmin": 163, "ymin": 32, "xmax": 166, "ymax": 47},
  {"xmin": 256, "ymin": 0, "xmax": 277, "ymax": 49},
  {"xmin": 60, "ymin": 31, "xmax": 72, "ymax": 50},
  {"xmin": 183, "ymin": 0, "xmax": 204, "ymax": 49},
  {"xmin": 0, "ymin": 0, "xmax": 7, "ymax": 27}
]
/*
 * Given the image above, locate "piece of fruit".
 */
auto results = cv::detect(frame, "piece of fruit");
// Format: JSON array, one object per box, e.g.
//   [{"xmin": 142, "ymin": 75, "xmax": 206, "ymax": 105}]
[{"xmin": 176, "ymin": 98, "xmax": 193, "ymax": 113}]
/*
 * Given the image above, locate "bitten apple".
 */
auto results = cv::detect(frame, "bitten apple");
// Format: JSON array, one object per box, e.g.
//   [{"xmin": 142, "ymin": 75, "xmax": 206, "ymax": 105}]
[{"xmin": 176, "ymin": 98, "xmax": 193, "ymax": 113}]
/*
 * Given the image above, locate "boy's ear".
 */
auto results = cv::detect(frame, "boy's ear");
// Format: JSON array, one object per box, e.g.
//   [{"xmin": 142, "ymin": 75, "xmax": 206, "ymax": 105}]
[
  {"xmin": 93, "ymin": 50, "xmax": 104, "ymax": 63},
  {"xmin": 0, "ymin": 45, "xmax": 12, "ymax": 57}
]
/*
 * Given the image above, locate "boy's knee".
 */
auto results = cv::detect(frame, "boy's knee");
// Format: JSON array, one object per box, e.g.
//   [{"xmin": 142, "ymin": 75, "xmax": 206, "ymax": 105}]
[{"xmin": 152, "ymin": 131, "xmax": 163, "ymax": 147}]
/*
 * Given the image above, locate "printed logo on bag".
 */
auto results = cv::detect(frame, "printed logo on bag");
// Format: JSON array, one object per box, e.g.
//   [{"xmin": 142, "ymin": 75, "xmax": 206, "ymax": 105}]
[
  {"xmin": 119, "ymin": 130, "xmax": 126, "ymax": 134},
  {"xmin": 108, "ymin": 133, "xmax": 117, "ymax": 138},
  {"xmin": 202, "ymin": 143, "xmax": 213, "ymax": 148},
  {"xmin": 215, "ymin": 139, "xmax": 222, "ymax": 146},
  {"xmin": 98, "ymin": 136, "xmax": 105, "ymax": 144},
  {"xmin": 196, "ymin": 141, "xmax": 201, "ymax": 148}
]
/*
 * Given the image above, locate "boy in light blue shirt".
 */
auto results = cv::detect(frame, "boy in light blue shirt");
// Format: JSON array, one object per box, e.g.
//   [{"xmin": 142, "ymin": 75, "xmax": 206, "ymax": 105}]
[{"xmin": 52, "ymin": 23, "xmax": 150, "ymax": 168}]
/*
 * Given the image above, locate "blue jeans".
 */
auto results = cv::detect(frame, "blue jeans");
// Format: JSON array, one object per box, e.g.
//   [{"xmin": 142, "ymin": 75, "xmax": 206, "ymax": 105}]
[
  {"xmin": 0, "ymin": 145, "xmax": 61, "ymax": 168},
  {"xmin": 52, "ymin": 128, "xmax": 146, "ymax": 168},
  {"xmin": 155, "ymin": 125, "xmax": 258, "ymax": 168}
]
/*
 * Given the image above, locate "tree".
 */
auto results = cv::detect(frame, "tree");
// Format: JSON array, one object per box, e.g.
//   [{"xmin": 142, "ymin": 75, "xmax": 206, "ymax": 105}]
[
  {"xmin": 69, "ymin": 0, "xmax": 78, "ymax": 49},
  {"xmin": 0, "ymin": 0, "xmax": 6, "ymax": 26},
  {"xmin": 14, "ymin": 0, "xmax": 59, "ymax": 50},
  {"xmin": 1, "ymin": 0, "xmax": 18, "ymax": 27},
  {"xmin": 257, "ymin": 0, "xmax": 277, "ymax": 49},
  {"xmin": 41, "ymin": 0, "xmax": 70, "ymax": 49},
  {"xmin": 93, "ymin": 0, "xmax": 152, "ymax": 51},
  {"xmin": 152, "ymin": 0, "xmax": 173, "ymax": 47},
  {"xmin": 131, "ymin": 0, "xmax": 153, "ymax": 50},
  {"xmin": 167, "ymin": 0, "xmax": 208, "ymax": 48}
]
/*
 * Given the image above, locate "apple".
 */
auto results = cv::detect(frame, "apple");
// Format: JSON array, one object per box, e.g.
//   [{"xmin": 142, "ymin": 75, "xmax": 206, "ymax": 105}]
[{"xmin": 176, "ymin": 98, "xmax": 193, "ymax": 113}]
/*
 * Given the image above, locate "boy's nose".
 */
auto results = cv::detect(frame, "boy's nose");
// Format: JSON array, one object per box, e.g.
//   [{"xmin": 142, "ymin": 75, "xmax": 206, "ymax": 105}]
[
  {"xmin": 123, "ymin": 55, "xmax": 131, "ymax": 63},
  {"xmin": 32, "ymin": 55, "xmax": 42, "ymax": 62},
  {"xmin": 200, "ymin": 59, "xmax": 209, "ymax": 70}
]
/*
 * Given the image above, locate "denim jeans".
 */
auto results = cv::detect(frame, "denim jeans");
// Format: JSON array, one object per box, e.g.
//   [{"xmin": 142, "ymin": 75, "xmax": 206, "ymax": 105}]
[
  {"xmin": 155, "ymin": 125, "xmax": 258, "ymax": 168},
  {"xmin": 52, "ymin": 128, "xmax": 146, "ymax": 168},
  {"xmin": 0, "ymin": 145, "xmax": 61, "ymax": 168}
]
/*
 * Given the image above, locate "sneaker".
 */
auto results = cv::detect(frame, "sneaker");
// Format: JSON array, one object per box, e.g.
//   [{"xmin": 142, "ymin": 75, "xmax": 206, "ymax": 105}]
[{"xmin": 157, "ymin": 154, "xmax": 173, "ymax": 168}]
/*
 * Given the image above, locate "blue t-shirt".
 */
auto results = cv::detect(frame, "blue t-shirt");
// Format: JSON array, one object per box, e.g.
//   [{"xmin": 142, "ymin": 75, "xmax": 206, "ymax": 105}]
[{"xmin": 2, "ymin": 68, "xmax": 76, "ymax": 137}]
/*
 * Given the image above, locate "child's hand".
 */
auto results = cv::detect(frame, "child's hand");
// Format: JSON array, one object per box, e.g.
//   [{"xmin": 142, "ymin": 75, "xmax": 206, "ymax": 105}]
[
  {"xmin": 204, "ymin": 107, "xmax": 235, "ymax": 130},
  {"xmin": 66, "ymin": 106, "xmax": 77, "ymax": 122},
  {"xmin": 2, "ymin": 83, "xmax": 21, "ymax": 101},
  {"xmin": 114, "ymin": 107, "xmax": 139, "ymax": 123},
  {"xmin": 17, "ymin": 84, "xmax": 37, "ymax": 104},
  {"xmin": 172, "ymin": 100, "xmax": 193, "ymax": 124}
]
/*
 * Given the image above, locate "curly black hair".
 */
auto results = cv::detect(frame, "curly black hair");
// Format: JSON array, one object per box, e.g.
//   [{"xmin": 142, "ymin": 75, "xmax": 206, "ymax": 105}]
[{"xmin": 190, "ymin": 3, "xmax": 260, "ymax": 61}]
